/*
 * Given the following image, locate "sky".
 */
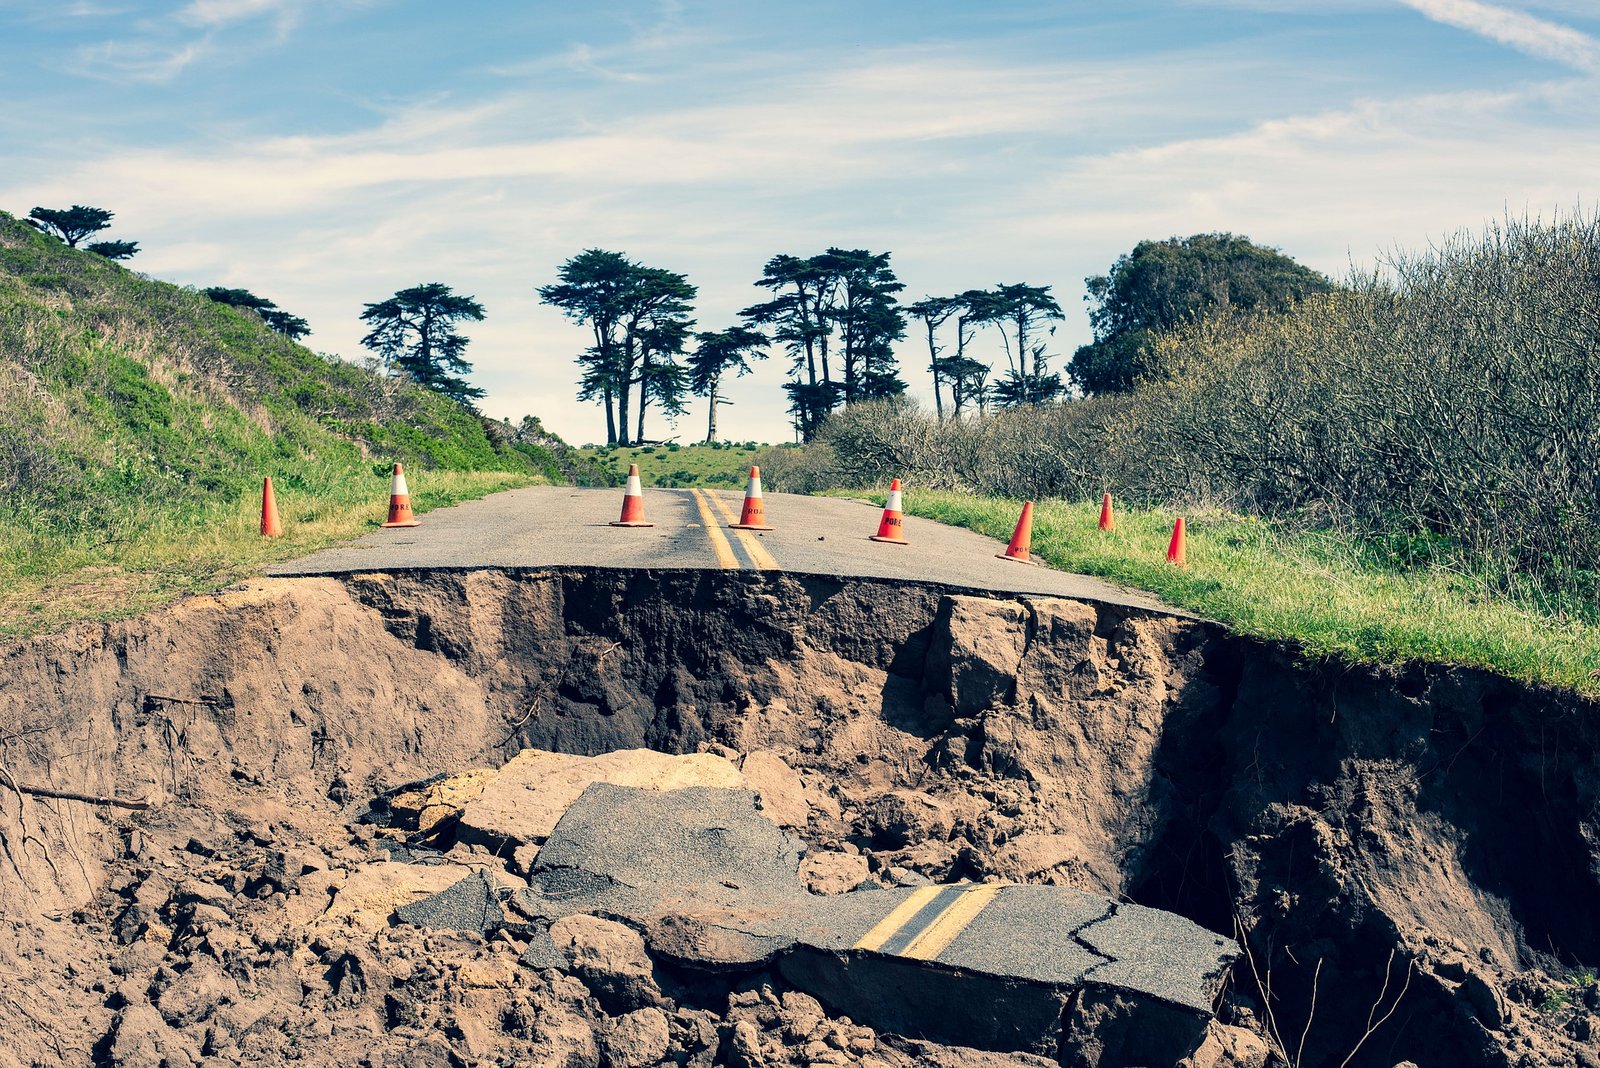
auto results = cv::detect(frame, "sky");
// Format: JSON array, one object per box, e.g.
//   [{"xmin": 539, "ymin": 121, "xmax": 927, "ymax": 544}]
[{"xmin": 3, "ymin": 0, "xmax": 1599, "ymax": 445}]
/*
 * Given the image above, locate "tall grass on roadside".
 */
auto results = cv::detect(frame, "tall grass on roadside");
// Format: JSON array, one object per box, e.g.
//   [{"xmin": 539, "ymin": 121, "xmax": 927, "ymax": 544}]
[
  {"xmin": 0, "ymin": 468, "xmax": 533, "ymax": 635},
  {"xmin": 871, "ymin": 491, "xmax": 1600, "ymax": 695}
]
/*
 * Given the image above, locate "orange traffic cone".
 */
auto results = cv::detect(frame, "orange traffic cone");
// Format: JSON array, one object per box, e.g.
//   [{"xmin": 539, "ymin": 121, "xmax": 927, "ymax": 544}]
[
  {"xmin": 611, "ymin": 464, "xmax": 653, "ymax": 527},
  {"xmin": 869, "ymin": 478, "xmax": 909, "ymax": 545},
  {"xmin": 996, "ymin": 501, "xmax": 1036, "ymax": 564},
  {"xmin": 381, "ymin": 463, "xmax": 420, "ymax": 528},
  {"xmin": 730, "ymin": 466, "xmax": 774, "ymax": 531},
  {"xmin": 1098, "ymin": 493, "xmax": 1115, "ymax": 532},
  {"xmin": 1166, "ymin": 517, "xmax": 1187, "ymax": 566},
  {"xmin": 260, "ymin": 476, "xmax": 283, "ymax": 537}
]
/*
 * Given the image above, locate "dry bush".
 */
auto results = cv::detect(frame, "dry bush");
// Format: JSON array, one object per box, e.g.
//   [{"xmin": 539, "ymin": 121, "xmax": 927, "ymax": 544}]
[{"xmin": 796, "ymin": 214, "xmax": 1600, "ymax": 608}]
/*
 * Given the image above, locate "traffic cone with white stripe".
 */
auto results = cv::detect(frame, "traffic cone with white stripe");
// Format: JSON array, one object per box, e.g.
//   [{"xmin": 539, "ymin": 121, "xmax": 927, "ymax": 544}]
[
  {"xmin": 730, "ymin": 466, "xmax": 773, "ymax": 531},
  {"xmin": 260, "ymin": 476, "xmax": 283, "ymax": 537},
  {"xmin": 1166, "ymin": 516, "xmax": 1187, "ymax": 567},
  {"xmin": 611, "ymin": 464, "xmax": 653, "ymax": 527},
  {"xmin": 996, "ymin": 501, "xmax": 1036, "ymax": 564},
  {"xmin": 869, "ymin": 478, "xmax": 909, "ymax": 545},
  {"xmin": 1098, "ymin": 493, "xmax": 1115, "ymax": 532},
  {"xmin": 381, "ymin": 463, "xmax": 420, "ymax": 528}
]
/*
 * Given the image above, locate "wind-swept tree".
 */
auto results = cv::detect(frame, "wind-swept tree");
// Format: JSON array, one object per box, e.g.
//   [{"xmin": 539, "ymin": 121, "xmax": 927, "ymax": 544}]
[
  {"xmin": 28, "ymin": 205, "xmax": 114, "ymax": 247},
  {"xmin": 539, "ymin": 251, "xmax": 696, "ymax": 445},
  {"xmin": 87, "ymin": 239, "xmax": 139, "ymax": 261},
  {"xmin": 359, "ymin": 283, "xmax": 486, "ymax": 405},
  {"xmin": 984, "ymin": 283, "xmax": 1064, "ymax": 407},
  {"xmin": 908, "ymin": 296, "xmax": 961, "ymax": 418},
  {"xmin": 687, "ymin": 326, "xmax": 768, "ymax": 443},
  {"xmin": 821, "ymin": 248, "xmax": 905, "ymax": 404},
  {"xmin": 202, "ymin": 286, "xmax": 311, "ymax": 340},
  {"xmin": 741, "ymin": 247, "xmax": 905, "ymax": 439}
]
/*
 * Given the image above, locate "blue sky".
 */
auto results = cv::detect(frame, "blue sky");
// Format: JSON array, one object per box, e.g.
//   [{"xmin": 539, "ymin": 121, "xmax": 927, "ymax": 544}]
[{"xmin": 3, "ymin": 0, "xmax": 1599, "ymax": 444}]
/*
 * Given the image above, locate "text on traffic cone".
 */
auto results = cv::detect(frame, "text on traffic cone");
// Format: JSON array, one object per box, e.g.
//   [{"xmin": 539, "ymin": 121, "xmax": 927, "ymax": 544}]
[
  {"xmin": 611, "ymin": 463, "xmax": 654, "ymax": 527},
  {"xmin": 382, "ymin": 463, "xmax": 420, "ymax": 528},
  {"xmin": 730, "ymin": 466, "xmax": 774, "ymax": 530},
  {"xmin": 869, "ymin": 478, "xmax": 909, "ymax": 545},
  {"xmin": 996, "ymin": 501, "xmax": 1036, "ymax": 564},
  {"xmin": 1098, "ymin": 493, "xmax": 1115, "ymax": 533},
  {"xmin": 1167, "ymin": 516, "xmax": 1187, "ymax": 567},
  {"xmin": 260, "ymin": 476, "xmax": 283, "ymax": 537}
]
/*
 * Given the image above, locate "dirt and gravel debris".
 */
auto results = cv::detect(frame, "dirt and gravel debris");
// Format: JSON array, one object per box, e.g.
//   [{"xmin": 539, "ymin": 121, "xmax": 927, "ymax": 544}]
[{"xmin": 0, "ymin": 568, "xmax": 1597, "ymax": 1066}]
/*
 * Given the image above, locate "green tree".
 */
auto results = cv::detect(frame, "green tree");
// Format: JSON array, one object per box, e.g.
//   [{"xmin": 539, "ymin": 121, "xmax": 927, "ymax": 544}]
[
  {"xmin": 1069, "ymin": 232, "xmax": 1334, "ymax": 394},
  {"xmin": 688, "ymin": 326, "xmax": 768, "ymax": 443},
  {"xmin": 741, "ymin": 247, "xmax": 905, "ymax": 439},
  {"xmin": 359, "ymin": 283, "xmax": 486, "ymax": 405},
  {"xmin": 538, "ymin": 251, "xmax": 696, "ymax": 445},
  {"xmin": 27, "ymin": 205, "xmax": 114, "ymax": 247},
  {"xmin": 202, "ymin": 286, "xmax": 310, "ymax": 340},
  {"xmin": 86, "ymin": 239, "xmax": 139, "ymax": 261},
  {"xmin": 984, "ymin": 283, "xmax": 1064, "ymax": 407}
]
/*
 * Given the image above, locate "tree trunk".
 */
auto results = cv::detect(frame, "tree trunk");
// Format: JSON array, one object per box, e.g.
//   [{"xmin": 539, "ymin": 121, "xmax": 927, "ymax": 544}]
[
  {"xmin": 927, "ymin": 320, "xmax": 944, "ymax": 419},
  {"xmin": 704, "ymin": 376, "xmax": 719, "ymax": 443},
  {"xmin": 604, "ymin": 384, "xmax": 617, "ymax": 445},
  {"xmin": 617, "ymin": 337, "xmax": 635, "ymax": 446}
]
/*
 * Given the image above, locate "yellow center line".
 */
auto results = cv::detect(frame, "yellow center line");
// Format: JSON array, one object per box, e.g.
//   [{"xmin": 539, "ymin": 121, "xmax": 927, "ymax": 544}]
[
  {"xmin": 704, "ymin": 490, "xmax": 781, "ymax": 571},
  {"xmin": 689, "ymin": 489, "xmax": 739, "ymax": 570},
  {"xmin": 853, "ymin": 886, "xmax": 943, "ymax": 952},
  {"xmin": 899, "ymin": 885, "xmax": 1002, "ymax": 961}
]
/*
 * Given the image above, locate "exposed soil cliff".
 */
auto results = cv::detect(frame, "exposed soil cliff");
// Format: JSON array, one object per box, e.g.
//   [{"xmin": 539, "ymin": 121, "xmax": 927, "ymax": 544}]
[{"xmin": 0, "ymin": 568, "xmax": 1596, "ymax": 1067}]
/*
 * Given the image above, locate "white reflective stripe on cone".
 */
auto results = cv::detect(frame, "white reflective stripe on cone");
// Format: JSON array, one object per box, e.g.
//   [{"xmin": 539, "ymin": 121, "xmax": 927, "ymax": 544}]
[
  {"xmin": 626, "ymin": 473, "xmax": 643, "ymax": 495},
  {"xmin": 392, "ymin": 470, "xmax": 410, "ymax": 497},
  {"xmin": 746, "ymin": 476, "xmax": 763, "ymax": 498},
  {"xmin": 886, "ymin": 489, "xmax": 902, "ymax": 511}
]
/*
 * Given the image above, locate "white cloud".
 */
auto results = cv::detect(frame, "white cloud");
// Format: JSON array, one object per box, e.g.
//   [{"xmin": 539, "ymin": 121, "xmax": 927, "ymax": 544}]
[
  {"xmin": 70, "ymin": 37, "xmax": 206, "ymax": 82},
  {"xmin": 1396, "ymin": 0, "xmax": 1600, "ymax": 71}
]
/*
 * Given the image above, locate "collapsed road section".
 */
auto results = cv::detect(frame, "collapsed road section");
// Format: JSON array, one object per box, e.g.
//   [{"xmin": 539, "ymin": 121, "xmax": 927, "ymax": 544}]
[
  {"xmin": 1, "ymin": 567, "xmax": 1598, "ymax": 1067},
  {"xmin": 379, "ymin": 760, "xmax": 1234, "ymax": 1061}
]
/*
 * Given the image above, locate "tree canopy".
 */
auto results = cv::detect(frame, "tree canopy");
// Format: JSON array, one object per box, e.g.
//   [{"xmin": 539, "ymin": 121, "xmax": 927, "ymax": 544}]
[
  {"xmin": 359, "ymin": 283, "xmax": 486, "ymax": 405},
  {"xmin": 538, "ymin": 250, "xmax": 698, "ymax": 445},
  {"xmin": 28, "ymin": 205, "xmax": 140, "ymax": 261},
  {"xmin": 1068, "ymin": 232, "xmax": 1334, "ymax": 394},
  {"xmin": 202, "ymin": 286, "xmax": 311, "ymax": 340},
  {"xmin": 28, "ymin": 205, "xmax": 114, "ymax": 247},
  {"xmin": 687, "ymin": 326, "xmax": 768, "ymax": 443},
  {"xmin": 739, "ymin": 248, "xmax": 906, "ymax": 439}
]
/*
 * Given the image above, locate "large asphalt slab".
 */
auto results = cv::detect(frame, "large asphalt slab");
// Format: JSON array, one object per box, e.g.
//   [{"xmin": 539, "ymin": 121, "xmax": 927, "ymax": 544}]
[{"xmin": 267, "ymin": 485, "xmax": 1171, "ymax": 612}]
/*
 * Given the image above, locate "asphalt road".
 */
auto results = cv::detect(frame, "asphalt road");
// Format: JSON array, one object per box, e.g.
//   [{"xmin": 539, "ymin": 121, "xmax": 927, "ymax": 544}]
[{"xmin": 268, "ymin": 485, "xmax": 1170, "ymax": 612}]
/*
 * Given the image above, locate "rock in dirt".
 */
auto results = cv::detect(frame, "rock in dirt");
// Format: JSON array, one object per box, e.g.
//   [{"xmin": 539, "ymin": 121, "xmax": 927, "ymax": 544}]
[
  {"xmin": 387, "ymin": 767, "xmax": 497, "ymax": 833},
  {"xmin": 741, "ymin": 750, "xmax": 811, "ymax": 828},
  {"xmin": 600, "ymin": 1006, "xmax": 672, "ymax": 1068},
  {"xmin": 315, "ymin": 861, "xmax": 474, "ymax": 933},
  {"xmin": 927, "ymin": 596, "xmax": 1029, "ymax": 716},
  {"xmin": 457, "ymin": 747, "xmax": 744, "ymax": 850},
  {"xmin": 549, "ymin": 913, "xmax": 665, "ymax": 1014},
  {"xmin": 800, "ymin": 852, "xmax": 870, "ymax": 895}
]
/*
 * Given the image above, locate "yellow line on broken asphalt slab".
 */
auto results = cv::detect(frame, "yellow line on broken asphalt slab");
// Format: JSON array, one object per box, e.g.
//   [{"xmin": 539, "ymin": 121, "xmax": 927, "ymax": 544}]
[{"xmin": 702, "ymin": 490, "xmax": 781, "ymax": 571}]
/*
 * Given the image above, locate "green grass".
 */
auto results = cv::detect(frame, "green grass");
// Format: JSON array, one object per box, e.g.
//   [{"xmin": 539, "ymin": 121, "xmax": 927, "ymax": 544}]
[
  {"xmin": 0, "ymin": 468, "xmax": 536, "ymax": 636},
  {"xmin": 856, "ymin": 490, "xmax": 1600, "ymax": 695},
  {"xmin": 578, "ymin": 441, "xmax": 766, "ymax": 488},
  {"xmin": 0, "ymin": 210, "xmax": 556, "ymax": 635}
]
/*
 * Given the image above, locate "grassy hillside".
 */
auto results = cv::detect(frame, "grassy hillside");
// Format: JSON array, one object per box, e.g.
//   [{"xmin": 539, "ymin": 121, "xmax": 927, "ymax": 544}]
[
  {"xmin": 0, "ymin": 210, "xmax": 595, "ymax": 633},
  {"xmin": 577, "ymin": 441, "xmax": 768, "ymax": 487}
]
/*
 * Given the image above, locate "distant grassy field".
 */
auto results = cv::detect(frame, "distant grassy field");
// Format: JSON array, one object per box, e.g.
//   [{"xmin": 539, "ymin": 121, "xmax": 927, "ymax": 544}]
[
  {"xmin": 0, "ymin": 468, "xmax": 535, "ymax": 635},
  {"xmin": 855, "ymin": 489, "xmax": 1600, "ymax": 695},
  {"xmin": 578, "ymin": 442, "xmax": 768, "ymax": 487}
]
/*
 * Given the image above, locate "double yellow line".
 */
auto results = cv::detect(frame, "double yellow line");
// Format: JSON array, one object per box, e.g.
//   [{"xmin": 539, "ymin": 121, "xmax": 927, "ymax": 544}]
[
  {"xmin": 853, "ymin": 883, "xmax": 1002, "ymax": 961},
  {"xmin": 690, "ymin": 489, "xmax": 779, "ymax": 571}
]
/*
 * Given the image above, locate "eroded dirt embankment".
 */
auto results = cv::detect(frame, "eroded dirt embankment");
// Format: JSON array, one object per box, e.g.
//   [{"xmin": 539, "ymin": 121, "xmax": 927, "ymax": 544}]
[{"xmin": 1, "ymin": 568, "xmax": 1597, "ymax": 1068}]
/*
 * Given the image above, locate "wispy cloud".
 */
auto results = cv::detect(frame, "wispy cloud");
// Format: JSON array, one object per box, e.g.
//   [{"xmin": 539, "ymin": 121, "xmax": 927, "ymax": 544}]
[
  {"xmin": 1396, "ymin": 0, "xmax": 1600, "ymax": 71},
  {"xmin": 71, "ymin": 38, "xmax": 207, "ymax": 83}
]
